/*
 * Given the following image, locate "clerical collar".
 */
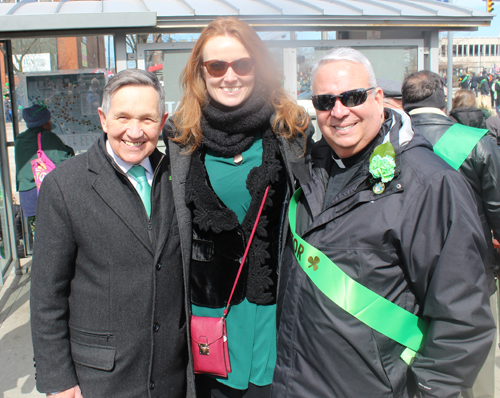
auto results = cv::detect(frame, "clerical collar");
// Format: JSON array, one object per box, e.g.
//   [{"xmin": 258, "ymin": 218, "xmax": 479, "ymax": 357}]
[
  {"xmin": 332, "ymin": 156, "xmax": 346, "ymax": 169},
  {"xmin": 331, "ymin": 136, "xmax": 381, "ymax": 169}
]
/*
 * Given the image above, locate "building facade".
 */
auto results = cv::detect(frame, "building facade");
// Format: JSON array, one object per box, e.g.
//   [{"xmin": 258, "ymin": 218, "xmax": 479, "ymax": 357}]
[{"xmin": 440, "ymin": 36, "xmax": 500, "ymax": 77}]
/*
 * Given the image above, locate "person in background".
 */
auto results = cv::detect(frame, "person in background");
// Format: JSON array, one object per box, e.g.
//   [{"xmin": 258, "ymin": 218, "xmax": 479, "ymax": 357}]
[
  {"xmin": 30, "ymin": 69, "xmax": 195, "ymax": 398},
  {"xmin": 480, "ymin": 72, "xmax": 491, "ymax": 98},
  {"xmin": 490, "ymin": 74, "xmax": 497, "ymax": 108},
  {"xmin": 376, "ymin": 78, "xmax": 403, "ymax": 110},
  {"xmin": 402, "ymin": 70, "xmax": 500, "ymax": 398},
  {"xmin": 459, "ymin": 73, "xmax": 470, "ymax": 89},
  {"xmin": 493, "ymin": 75, "xmax": 500, "ymax": 116},
  {"xmin": 478, "ymin": 94, "xmax": 500, "ymax": 145},
  {"xmin": 3, "ymin": 94, "xmax": 12, "ymax": 122},
  {"xmin": 471, "ymin": 71, "xmax": 480, "ymax": 96},
  {"xmin": 165, "ymin": 16, "xmax": 313, "ymax": 398},
  {"xmin": 449, "ymin": 89, "xmax": 486, "ymax": 128},
  {"xmin": 272, "ymin": 48, "xmax": 494, "ymax": 398},
  {"xmin": 86, "ymin": 78, "xmax": 102, "ymax": 113},
  {"xmin": 14, "ymin": 103, "xmax": 74, "ymax": 238}
]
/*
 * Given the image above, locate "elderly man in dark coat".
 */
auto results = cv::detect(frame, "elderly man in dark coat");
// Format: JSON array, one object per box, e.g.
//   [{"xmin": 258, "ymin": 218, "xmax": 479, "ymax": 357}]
[{"xmin": 30, "ymin": 69, "xmax": 195, "ymax": 398}]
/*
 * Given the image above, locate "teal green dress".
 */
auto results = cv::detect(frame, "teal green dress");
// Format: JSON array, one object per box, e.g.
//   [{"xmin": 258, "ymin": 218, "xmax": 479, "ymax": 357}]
[{"xmin": 192, "ymin": 133, "xmax": 277, "ymax": 390}]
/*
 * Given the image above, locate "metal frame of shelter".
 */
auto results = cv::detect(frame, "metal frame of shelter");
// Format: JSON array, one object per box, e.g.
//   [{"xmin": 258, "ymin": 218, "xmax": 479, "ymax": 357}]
[{"xmin": 0, "ymin": 0, "xmax": 493, "ymax": 283}]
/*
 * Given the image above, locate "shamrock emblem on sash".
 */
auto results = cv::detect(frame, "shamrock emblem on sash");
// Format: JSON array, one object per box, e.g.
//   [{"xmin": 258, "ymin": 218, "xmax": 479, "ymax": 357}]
[{"xmin": 308, "ymin": 256, "xmax": 320, "ymax": 271}]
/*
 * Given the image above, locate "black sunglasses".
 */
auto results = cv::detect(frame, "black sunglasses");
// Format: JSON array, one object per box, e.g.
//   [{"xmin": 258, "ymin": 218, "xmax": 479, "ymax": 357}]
[
  {"xmin": 312, "ymin": 87, "xmax": 376, "ymax": 111},
  {"xmin": 203, "ymin": 58, "xmax": 255, "ymax": 78}
]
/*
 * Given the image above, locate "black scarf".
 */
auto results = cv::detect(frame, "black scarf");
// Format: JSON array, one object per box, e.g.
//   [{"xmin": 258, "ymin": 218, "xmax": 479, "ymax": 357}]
[
  {"xmin": 186, "ymin": 96, "xmax": 285, "ymax": 305},
  {"xmin": 201, "ymin": 93, "xmax": 275, "ymax": 157}
]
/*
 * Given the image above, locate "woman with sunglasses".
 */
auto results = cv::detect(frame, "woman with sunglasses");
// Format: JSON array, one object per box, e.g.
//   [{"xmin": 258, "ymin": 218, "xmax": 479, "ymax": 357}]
[{"xmin": 164, "ymin": 17, "xmax": 312, "ymax": 398}]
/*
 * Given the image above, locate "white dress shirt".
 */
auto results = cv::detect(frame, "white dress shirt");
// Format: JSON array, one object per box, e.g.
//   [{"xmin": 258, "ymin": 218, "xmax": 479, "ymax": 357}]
[{"xmin": 106, "ymin": 140, "xmax": 153, "ymax": 187}]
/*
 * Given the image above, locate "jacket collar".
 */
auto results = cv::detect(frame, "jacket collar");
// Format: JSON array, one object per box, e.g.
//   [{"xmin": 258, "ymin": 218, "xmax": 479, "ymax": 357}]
[
  {"xmin": 278, "ymin": 121, "xmax": 315, "ymax": 190},
  {"xmin": 408, "ymin": 107, "xmax": 447, "ymax": 117}
]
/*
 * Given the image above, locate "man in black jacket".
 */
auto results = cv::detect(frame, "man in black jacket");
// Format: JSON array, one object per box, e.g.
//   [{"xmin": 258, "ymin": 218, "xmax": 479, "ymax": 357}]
[
  {"xmin": 272, "ymin": 48, "xmax": 494, "ymax": 398},
  {"xmin": 470, "ymin": 71, "xmax": 480, "ymax": 96},
  {"xmin": 30, "ymin": 70, "xmax": 195, "ymax": 398},
  {"xmin": 480, "ymin": 72, "xmax": 492, "ymax": 97},
  {"xmin": 459, "ymin": 73, "xmax": 470, "ymax": 89},
  {"xmin": 402, "ymin": 70, "xmax": 500, "ymax": 398}
]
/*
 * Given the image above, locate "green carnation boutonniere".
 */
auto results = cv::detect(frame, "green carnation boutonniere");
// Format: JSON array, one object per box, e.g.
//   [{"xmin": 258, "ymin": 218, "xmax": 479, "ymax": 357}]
[{"xmin": 369, "ymin": 141, "xmax": 396, "ymax": 194}]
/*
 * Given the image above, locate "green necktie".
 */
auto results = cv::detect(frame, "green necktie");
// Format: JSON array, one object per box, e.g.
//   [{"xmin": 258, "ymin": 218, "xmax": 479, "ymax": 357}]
[{"xmin": 128, "ymin": 165, "xmax": 151, "ymax": 217}]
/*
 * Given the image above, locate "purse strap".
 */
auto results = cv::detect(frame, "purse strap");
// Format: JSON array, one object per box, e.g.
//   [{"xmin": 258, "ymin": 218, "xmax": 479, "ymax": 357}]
[
  {"xmin": 37, "ymin": 132, "xmax": 43, "ymax": 151},
  {"xmin": 223, "ymin": 185, "xmax": 269, "ymax": 318}
]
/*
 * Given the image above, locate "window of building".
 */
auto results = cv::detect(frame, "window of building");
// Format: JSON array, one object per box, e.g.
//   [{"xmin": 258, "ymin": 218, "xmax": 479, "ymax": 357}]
[
  {"xmin": 458, "ymin": 45, "xmax": 463, "ymax": 56},
  {"xmin": 486, "ymin": 44, "xmax": 490, "ymax": 56},
  {"xmin": 452, "ymin": 45, "xmax": 457, "ymax": 56},
  {"xmin": 441, "ymin": 44, "xmax": 446, "ymax": 56},
  {"xmin": 475, "ymin": 45, "xmax": 479, "ymax": 56},
  {"xmin": 480, "ymin": 45, "xmax": 484, "ymax": 55}
]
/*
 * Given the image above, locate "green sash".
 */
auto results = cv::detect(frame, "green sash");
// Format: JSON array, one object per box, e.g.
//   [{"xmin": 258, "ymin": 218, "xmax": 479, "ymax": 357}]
[
  {"xmin": 433, "ymin": 124, "xmax": 487, "ymax": 170},
  {"xmin": 288, "ymin": 188, "xmax": 428, "ymax": 364}
]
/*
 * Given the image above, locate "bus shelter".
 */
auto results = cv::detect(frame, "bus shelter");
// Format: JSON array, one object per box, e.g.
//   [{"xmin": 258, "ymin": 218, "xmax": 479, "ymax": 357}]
[{"xmin": 0, "ymin": 0, "xmax": 493, "ymax": 283}]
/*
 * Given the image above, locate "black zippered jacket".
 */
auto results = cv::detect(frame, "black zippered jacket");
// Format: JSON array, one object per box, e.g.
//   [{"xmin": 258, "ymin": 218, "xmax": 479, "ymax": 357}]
[
  {"xmin": 272, "ymin": 110, "xmax": 494, "ymax": 398},
  {"xmin": 410, "ymin": 110, "xmax": 500, "ymax": 295}
]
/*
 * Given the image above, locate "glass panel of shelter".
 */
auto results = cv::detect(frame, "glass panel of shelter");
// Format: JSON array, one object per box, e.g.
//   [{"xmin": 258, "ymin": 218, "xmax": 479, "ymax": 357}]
[
  {"xmin": 145, "ymin": 40, "xmax": 419, "ymax": 145},
  {"xmin": 5, "ymin": 35, "xmax": 113, "ymax": 258},
  {"xmin": 146, "ymin": 47, "xmax": 284, "ymax": 150}
]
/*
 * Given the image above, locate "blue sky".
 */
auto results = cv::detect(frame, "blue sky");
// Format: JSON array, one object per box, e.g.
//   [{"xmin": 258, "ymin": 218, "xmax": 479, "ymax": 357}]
[{"xmin": 452, "ymin": 0, "xmax": 500, "ymax": 36}]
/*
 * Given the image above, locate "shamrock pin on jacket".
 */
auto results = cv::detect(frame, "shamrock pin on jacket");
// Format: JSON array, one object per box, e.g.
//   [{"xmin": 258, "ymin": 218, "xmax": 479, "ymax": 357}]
[{"xmin": 368, "ymin": 141, "xmax": 396, "ymax": 195}]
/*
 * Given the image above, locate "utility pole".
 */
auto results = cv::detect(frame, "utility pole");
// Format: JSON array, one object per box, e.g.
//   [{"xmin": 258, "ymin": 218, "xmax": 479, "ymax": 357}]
[{"xmin": 447, "ymin": 32, "xmax": 453, "ymax": 113}]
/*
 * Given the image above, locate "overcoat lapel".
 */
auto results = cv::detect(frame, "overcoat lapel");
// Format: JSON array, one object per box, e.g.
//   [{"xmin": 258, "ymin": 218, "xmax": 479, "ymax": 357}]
[
  {"xmin": 88, "ymin": 137, "xmax": 154, "ymax": 254},
  {"xmin": 168, "ymin": 143, "xmax": 192, "ymax": 265},
  {"xmin": 151, "ymin": 152, "xmax": 175, "ymax": 262}
]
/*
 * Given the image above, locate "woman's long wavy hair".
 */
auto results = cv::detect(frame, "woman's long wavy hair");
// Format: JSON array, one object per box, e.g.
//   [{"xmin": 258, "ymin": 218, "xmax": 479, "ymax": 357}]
[{"xmin": 171, "ymin": 17, "xmax": 310, "ymax": 151}]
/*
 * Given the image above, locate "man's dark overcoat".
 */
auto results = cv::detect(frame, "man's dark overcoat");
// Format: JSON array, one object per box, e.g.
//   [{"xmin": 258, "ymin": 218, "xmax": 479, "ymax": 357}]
[{"xmin": 30, "ymin": 134, "xmax": 195, "ymax": 398}]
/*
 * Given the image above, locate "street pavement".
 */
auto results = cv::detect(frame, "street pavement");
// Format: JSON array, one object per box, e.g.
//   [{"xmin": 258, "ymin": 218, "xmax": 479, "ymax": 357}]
[{"xmin": 0, "ymin": 260, "xmax": 43, "ymax": 398}]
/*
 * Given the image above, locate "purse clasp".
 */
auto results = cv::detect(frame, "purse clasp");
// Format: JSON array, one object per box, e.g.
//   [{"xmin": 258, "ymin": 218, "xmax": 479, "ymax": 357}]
[{"xmin": 198, "ymin": 343, "xmax": 209, "ymax": 355}]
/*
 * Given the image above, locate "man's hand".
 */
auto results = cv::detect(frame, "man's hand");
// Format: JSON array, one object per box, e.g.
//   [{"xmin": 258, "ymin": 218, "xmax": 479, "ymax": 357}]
[
  {"xmin": 493, "ymin": 238, "xmax": 499, "ymax": 250},
  {"xmin": 47, "ymin": 385, "xmax": 83, "ymax": 398}
]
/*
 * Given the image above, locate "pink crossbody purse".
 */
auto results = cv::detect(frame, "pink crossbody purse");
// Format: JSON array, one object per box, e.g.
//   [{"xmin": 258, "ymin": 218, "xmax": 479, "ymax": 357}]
[
  {"xmin": 190, "ymin": 186, "xmax": 269, "ymax": 377},
  {"xmin": 31, "ymin": 132, "xmax": 56, "ymax": 194}
]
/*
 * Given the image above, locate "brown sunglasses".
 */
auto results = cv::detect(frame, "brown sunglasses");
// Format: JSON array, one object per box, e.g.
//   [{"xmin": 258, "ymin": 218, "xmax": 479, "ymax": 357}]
[{"xmin": 202, "ymin": 58, "xmax": 255, "ymax": 78}]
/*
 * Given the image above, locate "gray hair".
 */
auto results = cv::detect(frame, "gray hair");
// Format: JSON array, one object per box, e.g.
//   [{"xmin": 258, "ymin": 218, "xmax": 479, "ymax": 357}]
[
  {"xmin": 311, "ymin": 47, "xmax": 377, "ymax": 88},
  {"xmin": 101, "ymin": 69, "xmax": 165, "ymax": 116}
]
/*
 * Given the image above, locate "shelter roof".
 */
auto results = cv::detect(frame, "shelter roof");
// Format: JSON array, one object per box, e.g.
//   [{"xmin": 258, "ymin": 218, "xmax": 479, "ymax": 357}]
[{"xmin": 0, "ymin": 0, "xmax": 493, "ymax": 39}]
